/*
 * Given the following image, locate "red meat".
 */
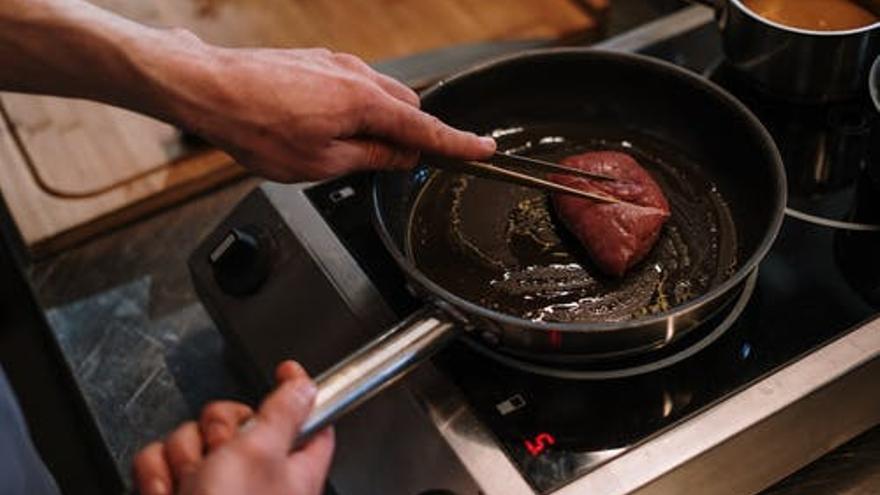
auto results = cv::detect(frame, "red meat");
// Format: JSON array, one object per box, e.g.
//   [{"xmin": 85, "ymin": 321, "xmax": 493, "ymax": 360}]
[{"xmin": 550, "ymin": 151, "xmax": 670, "ymax": 277}]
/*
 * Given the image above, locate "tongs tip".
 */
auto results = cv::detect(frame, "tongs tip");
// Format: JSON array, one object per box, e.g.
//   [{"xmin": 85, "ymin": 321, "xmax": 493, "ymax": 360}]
[
  {"xmin": 427, "ymin": 151, "xmax": 625, "ymax": 204},
  {"xmin": 492, "ymin": 151, "xmax": 618, "ymax": 182}
]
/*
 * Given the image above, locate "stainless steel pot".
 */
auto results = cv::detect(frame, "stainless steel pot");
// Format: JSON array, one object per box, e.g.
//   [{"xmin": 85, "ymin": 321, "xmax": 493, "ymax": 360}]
[
  {"xmin": 831, "ymin": 56, "xmax": 880, "ymax": 306},
  {"xmin": 694, "ymin": 0, "xmax": 880, "ymax": 102}
]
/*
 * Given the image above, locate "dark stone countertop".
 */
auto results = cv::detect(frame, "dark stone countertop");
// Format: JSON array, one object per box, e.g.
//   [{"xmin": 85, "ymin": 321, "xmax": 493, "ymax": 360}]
[{"xmin": 25, "ymin": 177, "xmax": 262, "ymax": 484}]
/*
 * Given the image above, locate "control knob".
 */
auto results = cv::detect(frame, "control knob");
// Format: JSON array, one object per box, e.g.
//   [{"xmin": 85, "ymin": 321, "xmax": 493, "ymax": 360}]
[{"xmin": 209, "ymin": 226, "xmax": 271, "ymax": 297}]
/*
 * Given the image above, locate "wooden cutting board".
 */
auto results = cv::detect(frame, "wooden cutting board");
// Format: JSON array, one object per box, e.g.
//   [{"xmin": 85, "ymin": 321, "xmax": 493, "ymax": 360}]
[{"xmin": 0, "ymin": 0, "xmax": 602, "ymax": 257}]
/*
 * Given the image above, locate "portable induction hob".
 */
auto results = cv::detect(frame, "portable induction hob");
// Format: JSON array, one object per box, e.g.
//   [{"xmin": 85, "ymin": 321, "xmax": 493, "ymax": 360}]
[{"xmin": 189, "ymin": 7, "xmax": 880, "ymax": 495}]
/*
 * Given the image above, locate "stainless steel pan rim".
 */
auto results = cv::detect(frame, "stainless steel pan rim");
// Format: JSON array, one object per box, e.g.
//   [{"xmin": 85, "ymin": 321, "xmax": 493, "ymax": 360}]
[
  {"xmin": 372, "ymin": 47, "xmax": 787, "ymax": 335},
  {"xmin": 461, "ymin": 268, "xmax": 758, "ymax": 380},
  {"xmin": 727, "ymin": 0, "xmax": 880, "ymax": 37}
]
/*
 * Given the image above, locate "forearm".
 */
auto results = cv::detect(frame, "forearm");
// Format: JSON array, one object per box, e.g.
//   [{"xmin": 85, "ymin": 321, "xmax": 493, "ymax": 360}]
[
  {"xmin": 0, "ymin": 0, "xmax": 493, "ymax": 181},
  {"xmin": 0, "ymin": 0, "xmax": 204, "ymax": 123}
]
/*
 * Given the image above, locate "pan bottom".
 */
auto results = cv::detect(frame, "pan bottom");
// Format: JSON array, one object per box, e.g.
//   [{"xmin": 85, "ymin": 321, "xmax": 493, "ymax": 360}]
[{"xmin": 408, "ymin": 124, "xmax": 738, "ymax": 323}]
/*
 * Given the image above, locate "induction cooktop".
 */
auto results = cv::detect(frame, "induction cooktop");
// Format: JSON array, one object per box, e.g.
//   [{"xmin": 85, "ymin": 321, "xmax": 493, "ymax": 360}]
[{"xmin": 189, "ymin": 7, "xmax": 880, "ymax": 495}]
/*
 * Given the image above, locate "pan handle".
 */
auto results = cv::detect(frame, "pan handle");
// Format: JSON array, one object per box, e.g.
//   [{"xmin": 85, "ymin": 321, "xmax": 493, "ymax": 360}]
[
  {"xmin": 684, "ymin": 0, "xmax": 721, "ymax": 9},
  {"xmin": 294, "ymin": 306, "xmax": 459, "ymax": 448}
]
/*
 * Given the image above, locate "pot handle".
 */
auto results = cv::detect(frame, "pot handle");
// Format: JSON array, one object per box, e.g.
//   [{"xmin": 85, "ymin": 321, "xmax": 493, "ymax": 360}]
[{"xmin": 293, "ymin": 306, "xmax": 458, "ymax": 448}]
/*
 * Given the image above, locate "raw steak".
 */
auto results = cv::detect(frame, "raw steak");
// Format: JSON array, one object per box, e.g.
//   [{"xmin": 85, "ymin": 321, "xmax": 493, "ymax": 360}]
[{"xmin": 550, "ymin": 151, "xmax": 670, "ymax": 276}]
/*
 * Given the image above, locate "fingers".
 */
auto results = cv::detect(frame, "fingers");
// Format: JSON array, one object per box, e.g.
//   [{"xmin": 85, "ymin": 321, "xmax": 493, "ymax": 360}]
[
  {"xmin": 359, "ymin": 95, "xmax": 496, "ymax": 160},
  {"xmin": 287, "ymin": 427, "xmax": 336, "ymax": 495},
  {"xmin": 133, "ymin": 442, "xmax": 173, "ymax": 495},
  {"xmin": 164, "ymin": 421, "xmax": 204, "ymax": 479},
  {"xmin": 373, "ymin": 73, "xmax": 420, "ymax": 107},
  {"xmin": 331, "ymin": 52, "xmax": 420, "ymax": 107},
  {"xmin": 275, "ymin": 359, "xmax": 308, "ymax": 383},
  {"xmin": 326, "ymin": 139, "xmax": 419, "ymax": 173},
  {"xmin": 248, "ymin": 369, "xmax": 317, "ymax": 452},
  {"xmin": 199, "ymin": 401, "xmax": 254, "ymax": 450}
]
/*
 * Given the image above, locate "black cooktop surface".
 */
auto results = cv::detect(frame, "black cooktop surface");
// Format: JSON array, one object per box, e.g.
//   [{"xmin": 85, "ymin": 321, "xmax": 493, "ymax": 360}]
[{"xmin": 304, "ymin": 22, "xmax": 880, "ymax": 495}]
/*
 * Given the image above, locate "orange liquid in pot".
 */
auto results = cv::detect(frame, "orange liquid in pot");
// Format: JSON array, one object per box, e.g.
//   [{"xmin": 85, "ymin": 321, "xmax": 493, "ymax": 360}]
[{"xmin": 742, "ymin": 0, "xmax": 879, "ymax": 31}]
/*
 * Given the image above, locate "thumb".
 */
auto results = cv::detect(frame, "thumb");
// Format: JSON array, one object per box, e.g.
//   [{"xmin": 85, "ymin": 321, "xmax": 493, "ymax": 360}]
[
  {"xmin": 250, "ymin": 375, "xmax": 317, "ymax": 452},
  {"xmin": 358, "ymin": 94, "xmax": 496, "ymax": 160}
]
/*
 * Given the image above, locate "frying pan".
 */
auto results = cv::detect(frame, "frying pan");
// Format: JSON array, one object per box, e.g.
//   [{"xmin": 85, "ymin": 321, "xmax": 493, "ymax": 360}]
[{"xmin": 293, "ymin": 49, "xmax": 786, "ymax": 446}]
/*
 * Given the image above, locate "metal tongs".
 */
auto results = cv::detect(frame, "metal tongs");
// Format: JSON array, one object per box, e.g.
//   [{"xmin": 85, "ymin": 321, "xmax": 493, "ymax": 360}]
[{"xmin": 428, "ymin": 151, "xmax": 622, "ymax": 204}]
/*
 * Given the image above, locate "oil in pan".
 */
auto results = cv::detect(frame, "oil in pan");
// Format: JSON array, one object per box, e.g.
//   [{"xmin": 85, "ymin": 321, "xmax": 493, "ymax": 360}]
[{"xmin": 407, "ymin": 124, "xmax": 737, "ymax": 323}]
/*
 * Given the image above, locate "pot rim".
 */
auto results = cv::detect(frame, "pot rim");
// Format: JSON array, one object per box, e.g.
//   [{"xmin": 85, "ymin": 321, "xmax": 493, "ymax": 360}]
[
  {"xmin": 871, "ymin": 56, "xmax": 880, "ymax": 112},
  {"xmin": 729, "ymin": 0, "xmax": 880, "ymax": 37}
]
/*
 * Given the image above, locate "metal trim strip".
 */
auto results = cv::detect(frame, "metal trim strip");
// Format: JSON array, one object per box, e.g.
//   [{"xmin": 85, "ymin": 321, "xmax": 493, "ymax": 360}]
[{"xmin": 595, "ymin": 5, "xmax": 715, "ymax": 52}]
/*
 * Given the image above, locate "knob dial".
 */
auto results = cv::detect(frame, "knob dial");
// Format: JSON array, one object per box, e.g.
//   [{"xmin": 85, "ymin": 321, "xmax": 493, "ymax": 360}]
[{"xmin": 209, "ymin": 226, "xmax": 271, "ymax": 297}]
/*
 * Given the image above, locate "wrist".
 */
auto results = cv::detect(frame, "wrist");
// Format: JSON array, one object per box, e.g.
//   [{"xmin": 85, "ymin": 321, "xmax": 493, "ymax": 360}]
[
  {"xmin": 0, "ymin": 0, "xmax": 217, "ymax": 130},
  {"xmin": 118, "ymin": 27, "xmax": 221, "ymax": 131}
]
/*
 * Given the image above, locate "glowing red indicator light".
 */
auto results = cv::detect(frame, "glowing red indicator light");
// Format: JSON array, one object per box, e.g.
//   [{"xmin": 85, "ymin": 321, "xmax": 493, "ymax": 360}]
[{"xmin": 524, "ymin": 432, "xmax": 556, "ymax": 456}]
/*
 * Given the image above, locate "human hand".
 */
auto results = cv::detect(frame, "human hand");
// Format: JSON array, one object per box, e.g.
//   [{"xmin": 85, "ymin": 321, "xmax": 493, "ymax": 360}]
[
  {"xmin": 2, "ymin": 1, "xmax": 494, "ymax": 182},
  {"xmin": 154, "ymin": 37, "xmax": 496, "ymax": 182},
  {"xmin": 133, "ymin": 360, "xmax": 333, "ymax": 495}
]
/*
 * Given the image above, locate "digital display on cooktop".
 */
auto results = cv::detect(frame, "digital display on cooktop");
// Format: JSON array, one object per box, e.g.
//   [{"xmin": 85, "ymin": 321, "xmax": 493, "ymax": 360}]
[{"xmin": 306, "ymin": 21, "xmax": 879, "ymax": 494}]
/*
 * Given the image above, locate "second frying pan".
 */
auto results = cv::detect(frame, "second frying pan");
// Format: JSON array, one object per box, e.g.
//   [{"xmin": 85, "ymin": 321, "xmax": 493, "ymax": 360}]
[{"xmin": 293, "ymin": 49, "xmax": 786, "ymax": 446}]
